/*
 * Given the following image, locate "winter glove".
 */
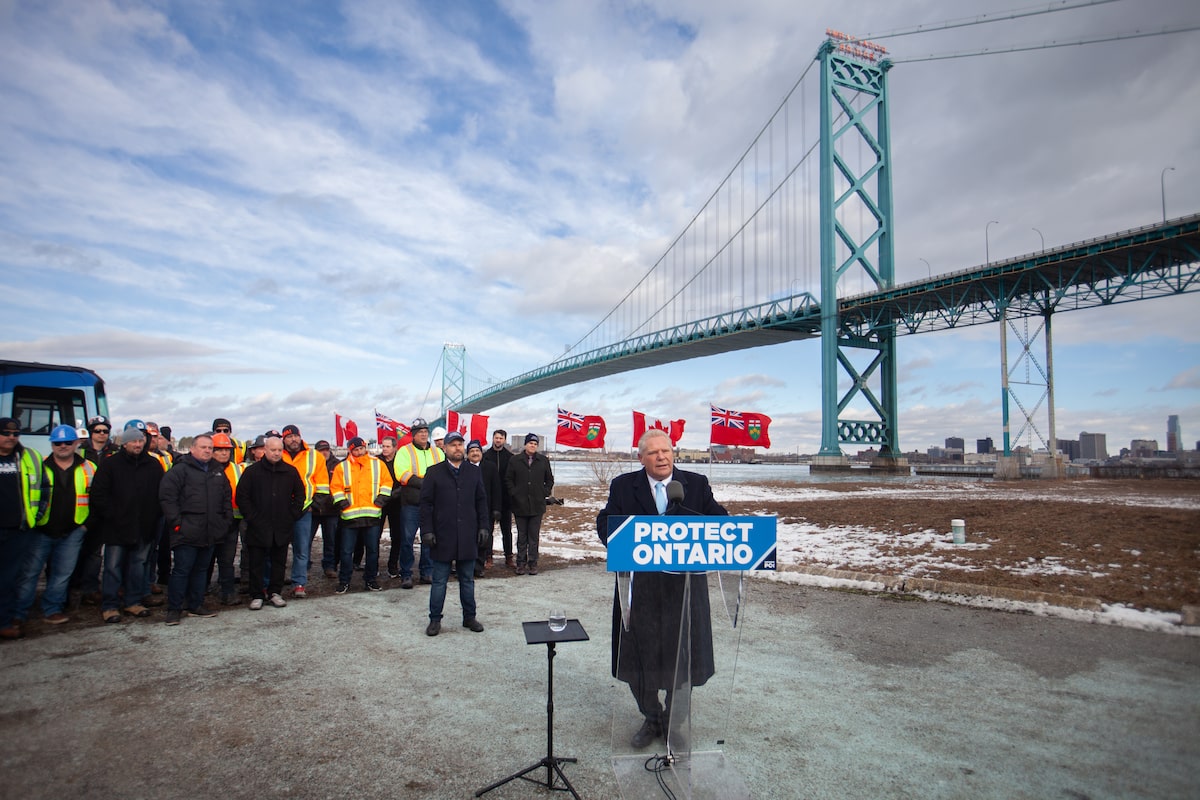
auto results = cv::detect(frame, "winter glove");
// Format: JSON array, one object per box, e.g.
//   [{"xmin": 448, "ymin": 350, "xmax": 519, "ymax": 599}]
[
  {"xmin": 372, "ymin": 493, "xmax": 389, "ymax": 508},
  {"xmin": 407, "ymin": 476, "xmax": 422, "ymax": 490},
  {"xmin": 477, "ymin": 528, "xmax": 488, "ymax": 548},
  {"xmin": 334, "ymin": 499, "xmax": 349, "ymax": 511},
  {"xmin": 420, "ymin": 530, "xmax": 436, "ymax": 549}
]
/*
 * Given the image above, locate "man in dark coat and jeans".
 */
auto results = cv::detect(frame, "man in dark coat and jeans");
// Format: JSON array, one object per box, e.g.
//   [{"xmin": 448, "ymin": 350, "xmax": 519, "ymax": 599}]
[
  {"xmin": 419, "ymin": 431, "xmax": 489, "ymax": 637},
  {"xmin": 237, "ymin": 436, "xmax": 305, "ymax": 611},
  {"xmin": 596, "ymin": 428, "xmax": 726, "ymax": 751},
  {"xmin": 504, "ymin": 432, "xmax": 554, "ymax": 575},
  {"xmin": 90, "ymin": 421, "xmax": 163, "ymax": 623},
  {"xmin": 159, "ymin": 432, "xmax": 232, "ymax": 625}
]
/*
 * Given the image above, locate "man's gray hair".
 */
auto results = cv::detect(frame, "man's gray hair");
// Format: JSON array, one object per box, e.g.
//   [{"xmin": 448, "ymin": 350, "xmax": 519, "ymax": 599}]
[{"xmin": 637, "ymin": 428, "xmax": 671, "ymax": 456}]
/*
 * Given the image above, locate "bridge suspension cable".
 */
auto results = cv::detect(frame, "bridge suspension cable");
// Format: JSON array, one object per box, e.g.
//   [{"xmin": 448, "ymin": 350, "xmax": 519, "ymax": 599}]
[
  {"xmin": 562, "ymin": 59, "xmax": 837, "ymax": 362},
  {"xmin": 891, "ymin": 23, "xmax": 1200, "ymax": 63},
  {"xmin": 858, "ymin": 0, "xmax": 1128, "ymax": 41}
]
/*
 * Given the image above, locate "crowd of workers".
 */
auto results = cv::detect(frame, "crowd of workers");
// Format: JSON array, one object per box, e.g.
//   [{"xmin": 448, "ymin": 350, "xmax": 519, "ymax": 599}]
[{"xmin": 0, "ymin": 414, "xmax": 556, "ymax": 639}]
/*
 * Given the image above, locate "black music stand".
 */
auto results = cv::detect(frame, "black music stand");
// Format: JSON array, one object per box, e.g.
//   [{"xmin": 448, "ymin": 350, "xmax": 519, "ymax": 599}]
[{"xmin": 476, "ymin": 620, "xmax": 589, "ymax": 799}]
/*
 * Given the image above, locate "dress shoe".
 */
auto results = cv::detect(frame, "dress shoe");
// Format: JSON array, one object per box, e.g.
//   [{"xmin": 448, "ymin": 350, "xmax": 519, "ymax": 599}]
[
  {"xmin": 462, "ymin": 617, "xmax": 484, "ymax": 632},
  {"xmin": 425, "ymin": 619, "xmax": 441, "ymax": 636},
  {"xmin": 631, "ymin": 718, "xmax": 662, "ymax": 749}
]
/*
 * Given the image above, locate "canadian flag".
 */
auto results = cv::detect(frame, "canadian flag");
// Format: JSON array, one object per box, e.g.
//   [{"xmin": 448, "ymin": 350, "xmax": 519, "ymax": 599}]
[
  {"xmin": 632, "ymin": 411, "xmax": 685, "ymax": 448},
  {"xmin": 445, "ymin": 410, "xmax": 489, "ymax": 445},
  {"xmin": 334, "ymin": 414, "xmax": 359, "ymax": 447}
]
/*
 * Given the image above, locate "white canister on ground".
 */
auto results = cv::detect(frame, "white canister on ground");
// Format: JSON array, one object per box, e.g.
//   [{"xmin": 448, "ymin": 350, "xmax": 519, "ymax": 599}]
[{"xmin": 951, "ymin": 519, "xmax": 966, "ymax": 544}]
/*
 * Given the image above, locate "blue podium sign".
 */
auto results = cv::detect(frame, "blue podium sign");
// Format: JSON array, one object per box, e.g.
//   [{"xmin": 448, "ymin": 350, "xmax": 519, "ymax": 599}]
[{"xmin": 606, "ymin": 515, "xmax": 777, "ymax": 572}]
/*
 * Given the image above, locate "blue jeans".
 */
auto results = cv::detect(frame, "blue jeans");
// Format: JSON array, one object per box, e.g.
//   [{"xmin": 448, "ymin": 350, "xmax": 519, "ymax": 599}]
[
  {"xmin": 429, "ymin": 558, "xmax": 476, "ymax": 622},
  {"xmin": 339, "ymin": 524, "xmax": 380, "ymax": 586},
  {"xmin": 0, "ymin": 527, "xmax": 36, "ymax": 628},
  {"xmin": 15, "ymin": 525, "xmax": 86, "ymax": 619},
  {"xmin": 290, "ymin": 510, "xmax": 313, "ymax": 587},
  {"xmin": 102, "ymin": 539, "xmax": 154, "ymax": 611},
  {"xmin": 168, "ymin": 543, "xmax": 215, "ymax": 612},
  {"xmin": 312, "ymin": 513, "xmax": 340, "ymax": 571},
  {"xmin": 399, "ymin": 505, "xmax": 432, "ymax": 580}
]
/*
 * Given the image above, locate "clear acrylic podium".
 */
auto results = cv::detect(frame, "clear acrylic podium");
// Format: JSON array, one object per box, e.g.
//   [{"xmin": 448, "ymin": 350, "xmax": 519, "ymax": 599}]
[{"xmin": 609, "ymin": 569, "xmax": 750, "ymax": 800}]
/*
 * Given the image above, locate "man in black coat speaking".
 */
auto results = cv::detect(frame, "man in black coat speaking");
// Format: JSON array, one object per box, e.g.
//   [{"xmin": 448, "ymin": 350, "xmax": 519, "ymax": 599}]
[
  {"xmin": 419, "ymin": 431, "xmax": 489, "ymax": 637},
  {"xmin": 596, "ymin": 428, "xmax": 727, "ymax": 750}
]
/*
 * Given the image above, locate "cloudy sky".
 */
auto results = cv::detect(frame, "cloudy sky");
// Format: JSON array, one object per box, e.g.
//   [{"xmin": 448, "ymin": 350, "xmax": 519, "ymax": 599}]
[{"xmin": 2, "ymin": 0, "xmax": 1198, "ymax": 454}]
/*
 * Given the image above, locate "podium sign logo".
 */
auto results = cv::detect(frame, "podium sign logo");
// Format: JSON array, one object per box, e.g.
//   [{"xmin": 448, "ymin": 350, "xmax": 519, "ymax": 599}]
[{"xmin": 606, "ymin": 515, "xmax": 777, "ymax": 572}]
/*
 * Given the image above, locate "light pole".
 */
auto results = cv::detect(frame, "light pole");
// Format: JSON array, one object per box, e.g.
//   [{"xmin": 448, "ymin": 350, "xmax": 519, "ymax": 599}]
[
  {"xmin": 919, "ymin": 257, "xmax": 931, "ymax": 278},
  {"xmin": 1161, "ymin": 166, "xmax": 1175, "ymax": 222},
  {"xmin": 986, "ymin": 220, "xmax": 999, "ymax": 266},
  {"xmin": 1032, "ymin": 227, "xmax": 1044, "ymax": 251}
]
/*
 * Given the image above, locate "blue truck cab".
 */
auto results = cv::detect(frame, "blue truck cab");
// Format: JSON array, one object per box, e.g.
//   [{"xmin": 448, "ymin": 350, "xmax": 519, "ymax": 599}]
[{"xmin": 0, "ymin": 360, "xmax": 110, "ymax": 455}]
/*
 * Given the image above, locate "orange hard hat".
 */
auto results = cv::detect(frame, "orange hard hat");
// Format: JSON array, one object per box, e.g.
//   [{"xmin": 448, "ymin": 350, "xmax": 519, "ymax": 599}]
[{"xmin": 211, "ymin": 432, "xmax": 234, "ymax": 449}]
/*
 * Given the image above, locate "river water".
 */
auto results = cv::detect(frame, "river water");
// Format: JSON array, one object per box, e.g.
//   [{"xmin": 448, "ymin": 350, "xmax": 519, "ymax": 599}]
[{"xmin": 547, "ymin": 460, "xmax": 968, "ymax": 487}]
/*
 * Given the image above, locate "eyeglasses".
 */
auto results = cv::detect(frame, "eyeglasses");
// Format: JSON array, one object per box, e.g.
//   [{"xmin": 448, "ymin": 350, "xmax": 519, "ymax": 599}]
[
  {"xmin": 0, "ymin": 430, "xmax": 20, "ymax": 437},
  {"xmin": 93, "ymin": 428, "xmax": 111, "ymax": 434}
]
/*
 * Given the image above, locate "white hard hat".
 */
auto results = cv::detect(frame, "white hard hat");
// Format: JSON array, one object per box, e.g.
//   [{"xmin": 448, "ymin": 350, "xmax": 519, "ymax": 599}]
[{"xmin": 431, "ymin": 426, "xmax": 447, "ymax": 440}]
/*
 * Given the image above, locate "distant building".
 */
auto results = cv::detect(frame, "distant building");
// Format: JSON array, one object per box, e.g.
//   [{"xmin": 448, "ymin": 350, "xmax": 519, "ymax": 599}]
[
  {"xmin": 945, "ymin": 436, "xmax": 965, "ymax": 451},
  {"xmin": 976, "ymin": 437, "xmax": 994, "ymax": 455},
  {"xmin": 1079, "ymin": 431, "xmax": 1108, "ymax": 461},
  {"xmin": 1130, "ymin": 439, "xmax": 1159, "ymax": 458},
  {"xmin": 1167, "ymin": 415, "xmax": 1182, "ymax": 453},
  {"xmin": 1057, "ymin": 438, "xmax": 1081, "ymax": 461}
]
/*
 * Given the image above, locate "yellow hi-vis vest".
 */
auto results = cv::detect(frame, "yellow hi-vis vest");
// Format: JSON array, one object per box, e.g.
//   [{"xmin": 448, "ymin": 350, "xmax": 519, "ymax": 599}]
[
  {"xmin": 330, "ymin": 455, "xmax": 392, "ymax": 522},
  {"xmin": 149, "ymin": 450, "xmax": 173, "ymax": 472},
  {"xmin": 38, "ymin": 458, "xmax": 97, "ymax": 526},
  {"xmin": 15, "ymin": 447, "xmax": 45, "ymax": 529},
  {"xmin": 223, "ymin": 461, "xmax": 246, "ymax": 519},
  {"xmin": 396, "ymin": 443, "xmax": 444, "ymax": 484}
]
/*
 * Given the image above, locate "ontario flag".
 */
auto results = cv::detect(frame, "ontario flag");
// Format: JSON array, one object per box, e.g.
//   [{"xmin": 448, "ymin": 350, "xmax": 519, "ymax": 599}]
[
  {"xmin": 445, "ymin": 410, "xmax": 489, "ymax": 445},
  {"xmin": 376, "ymin": 411, "xmax": 412, "ymax": 447},
  {"xmin": 631, "ymin": 411, "xmax": 685, "ymax": 448},
  {"xmin": 334, "ymin": 414, "xmax": 359, "ymax": 447},
  {"xmin": 555, "ymin": 407, "xmax": 607, "ymax": 449},
  {"xmin": 710, "ymin": 404, "xmax": 772, "ymax": 448}
]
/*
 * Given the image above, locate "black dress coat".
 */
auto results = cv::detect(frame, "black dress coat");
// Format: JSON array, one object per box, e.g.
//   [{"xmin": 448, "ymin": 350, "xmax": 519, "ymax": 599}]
[
  {"xmin": 419, "ymin": 459, "xmax": 489, "ymax": 563},
  {"xmin": 596, "ymin": 467, "xmax": 726, "ymax": 690},
  {"xmin": 90, "ymin": 448, "xmax": 165, "ymax": 546},
  {"xmin": 504, "ymin": 451, "xmax": 553, "ymax": 517},
  {"xmin": 159, "ymin": 454, "xmax": 233, "ymax": 548},
  {"xmin": 236, "ymin": 458, "xmax": 306, "ymax": 547}
]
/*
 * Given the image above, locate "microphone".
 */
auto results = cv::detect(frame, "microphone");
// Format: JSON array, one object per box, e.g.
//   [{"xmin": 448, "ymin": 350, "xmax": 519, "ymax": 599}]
[{"xmin": 665, "ymin": 479, "xmax": 702, "ymax": 515}]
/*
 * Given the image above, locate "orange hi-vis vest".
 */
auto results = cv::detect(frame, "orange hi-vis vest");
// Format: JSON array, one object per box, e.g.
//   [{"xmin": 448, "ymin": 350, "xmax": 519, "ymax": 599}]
[
  {"xmin": 330, "ymin": 454, "xmax": 393, "ymax": 522},
  {"xmin": 282, "ymin": 443, "xmax": 329, "ymax": 511}
]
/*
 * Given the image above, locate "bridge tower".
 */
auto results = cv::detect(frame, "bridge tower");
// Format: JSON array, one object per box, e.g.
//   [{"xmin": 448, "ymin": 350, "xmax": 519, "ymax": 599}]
[
  {"xmin": 814, "ymin": 33, "xmax": 903, "ymax": 468},
  {"xmin": 441, "ymin": 343, "xmax": 466, "ymax": 418}
]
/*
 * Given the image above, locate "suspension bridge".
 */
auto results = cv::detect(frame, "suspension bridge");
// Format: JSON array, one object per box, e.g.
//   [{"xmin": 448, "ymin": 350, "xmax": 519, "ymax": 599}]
[{"xmin": 439, "ymin": 24, "xmax": 1200, "ymax": 470}]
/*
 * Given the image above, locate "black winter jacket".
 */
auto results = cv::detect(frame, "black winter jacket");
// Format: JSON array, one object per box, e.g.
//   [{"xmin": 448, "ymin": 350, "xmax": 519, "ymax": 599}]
[
  {"xmin": 159, "ymin": 454, "xmax": 233, "ymax": 548},
  {"xmin": 505, "ymin": 451, "xmax": 554, "ymax": 517},
  {"xmin": 236, "ymin": 457, "xmax": 306, "ymax": 547},
  {"xmin": 90, "ymin": 448, "xmax": 164, "ymax": 546}
]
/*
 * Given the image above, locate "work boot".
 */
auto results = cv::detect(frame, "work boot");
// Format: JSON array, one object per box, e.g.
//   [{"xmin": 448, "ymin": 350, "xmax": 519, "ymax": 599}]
[
  {"xmin": 505, "ymin": 555, "xmax": 515, "ymax": 569},
  {"xmin": 425, "ymin": 619, "xmax": 441, "ymax": 636}
]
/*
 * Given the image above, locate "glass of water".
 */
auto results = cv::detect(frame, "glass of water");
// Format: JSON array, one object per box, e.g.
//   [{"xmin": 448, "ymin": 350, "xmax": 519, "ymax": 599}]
[{"xmin": 549, "ymin": 609, "xmax": 567, "ymax": 632}]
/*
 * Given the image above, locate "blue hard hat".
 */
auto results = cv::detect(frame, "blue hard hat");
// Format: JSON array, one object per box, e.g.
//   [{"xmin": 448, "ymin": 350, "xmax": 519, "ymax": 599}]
[
  {"xmin": 49, "ymin": 424, "xmax": 80, "ymax": 443},
  {"xmin": 123, "ymin": 419, "xmax": 146, "ymax": 432}
]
